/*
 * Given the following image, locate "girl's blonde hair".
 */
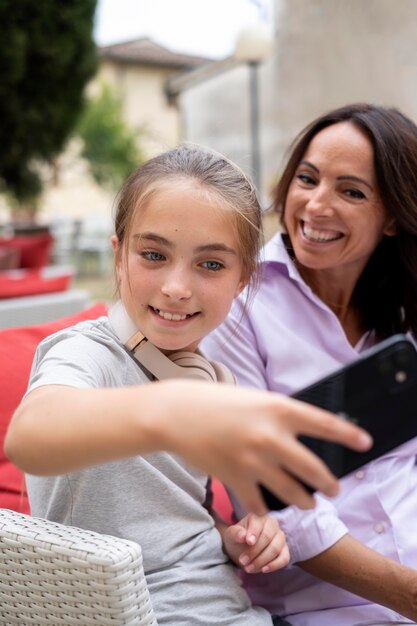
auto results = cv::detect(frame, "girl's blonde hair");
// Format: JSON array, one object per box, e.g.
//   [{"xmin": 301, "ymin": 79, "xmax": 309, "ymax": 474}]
[{"xmin": 114, "ymin": 145, "xmax": 263, "ymax": 293}]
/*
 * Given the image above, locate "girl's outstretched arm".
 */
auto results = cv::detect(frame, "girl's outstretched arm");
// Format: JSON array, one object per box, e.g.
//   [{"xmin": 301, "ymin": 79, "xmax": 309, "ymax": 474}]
[{"xmin": 5, "ymin": 380, "xmax": 372, "ymax": 515}]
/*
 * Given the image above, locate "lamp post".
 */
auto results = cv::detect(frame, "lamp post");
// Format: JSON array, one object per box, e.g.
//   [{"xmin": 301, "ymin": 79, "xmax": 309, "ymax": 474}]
[{"xmin": 234, "ymin": 24, "xmax": 274, "ymax": 194}]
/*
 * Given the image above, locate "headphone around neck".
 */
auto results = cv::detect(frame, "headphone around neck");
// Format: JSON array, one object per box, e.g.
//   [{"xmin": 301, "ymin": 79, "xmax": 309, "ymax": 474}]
[{"xmin": 108, "ymin": 301, "xmax": 236, "ymax": 385}]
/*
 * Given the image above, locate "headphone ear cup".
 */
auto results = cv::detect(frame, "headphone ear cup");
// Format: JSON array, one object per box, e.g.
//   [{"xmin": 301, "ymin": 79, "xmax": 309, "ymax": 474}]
[
  {"xmin": 209, "ymin": 361, "xmax": 237, "ymax": 385},
  {"xmin": 169, "ymin": 352, "xmax": 218, "ymax": 382}
]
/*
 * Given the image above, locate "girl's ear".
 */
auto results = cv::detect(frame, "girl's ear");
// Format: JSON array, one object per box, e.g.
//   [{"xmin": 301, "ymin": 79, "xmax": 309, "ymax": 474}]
[
  {"xmin": 111, "ymin": 235, "xmax": 119, "ymax": 259},
  {"xmin": 234, "ymin": 277, "xmax": 247, "ymax": 299},
  {"xmin": 111, "ymin": 236, "xmax": 122, "ymax": 279}
]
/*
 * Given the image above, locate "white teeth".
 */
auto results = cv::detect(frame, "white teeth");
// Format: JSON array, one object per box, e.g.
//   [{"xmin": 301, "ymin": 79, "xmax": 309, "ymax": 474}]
[
  {"xmin": 154, "ymin": 308, "xmax": 189, "ymax": 321},
  {"xmin": 302, "ymin": 223, "xmax": 342, "ymax": 242}
]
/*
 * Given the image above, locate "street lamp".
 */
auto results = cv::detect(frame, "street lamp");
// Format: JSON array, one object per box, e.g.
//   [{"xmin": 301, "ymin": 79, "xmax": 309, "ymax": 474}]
[{"xmin": 234, "ymin": 23, "xmax": 274, "ymax": 193}]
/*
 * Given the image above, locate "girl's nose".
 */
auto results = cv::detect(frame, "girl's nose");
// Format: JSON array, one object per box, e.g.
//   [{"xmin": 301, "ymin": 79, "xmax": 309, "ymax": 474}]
[{"xmin": 160, "ymin": 269, "xmax": 192, "ymax": 300}]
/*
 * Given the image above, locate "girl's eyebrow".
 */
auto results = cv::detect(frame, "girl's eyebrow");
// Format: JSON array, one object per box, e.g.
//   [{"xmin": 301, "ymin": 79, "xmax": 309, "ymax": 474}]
[
  {"xmin": 195, "ymin": 243, "xmax": 237, "ymax": 255},
  {"xmin": 133, "ymin": 233, "xmax": 171, "ymax": 246},
  {"xmin": 133, "ymin": 233, "xmax": 237, "ymax": 255},
  {"xmin": 299, "ymin": 160, "xmax": 373, "ymax": 190}
]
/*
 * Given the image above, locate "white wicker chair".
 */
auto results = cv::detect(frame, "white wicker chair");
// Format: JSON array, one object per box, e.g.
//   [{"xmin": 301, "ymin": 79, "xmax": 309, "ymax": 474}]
[{"xmin": 0, "ymin": 508, "xmax": 157, "ymax": 625}]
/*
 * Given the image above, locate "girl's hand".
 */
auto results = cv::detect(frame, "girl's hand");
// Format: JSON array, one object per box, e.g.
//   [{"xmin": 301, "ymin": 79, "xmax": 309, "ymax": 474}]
[
  {"xmin": 159, "ymin": 380, "xmax": 373, "ymax": 515},
  {"xmin": 222, "ymin": 513, "xmax": 289, "ymax": 573}
]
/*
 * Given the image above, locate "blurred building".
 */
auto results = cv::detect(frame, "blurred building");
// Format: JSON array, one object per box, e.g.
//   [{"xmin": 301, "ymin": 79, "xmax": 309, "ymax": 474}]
[
  {"xmin": 167, "ymin": 0, "xmax": 417, "ymax": 214},
  {"xmin": 37, "ymin": 38, "xmax": 209, "ymax": 222},
  {"xmin": 17, "ymin": 0, "xmax": 417, "ymax": 231},
  {"xmin": 98, "ymin": 38, "xmax": 209, "ymax": 156}
]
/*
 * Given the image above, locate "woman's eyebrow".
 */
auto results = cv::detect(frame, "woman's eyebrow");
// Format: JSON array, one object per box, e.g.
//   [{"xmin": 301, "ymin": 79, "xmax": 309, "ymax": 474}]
[
  {"xmin": 336, "ymin": 175, "xmax": 373, "ymax": 191},
  {"xmin": 299, "ymin": 160, "xmax": 373, "ymax": 190},
  {"xmin": 299, "ymin": 159, "xmax": 319, "ymax": 173}
]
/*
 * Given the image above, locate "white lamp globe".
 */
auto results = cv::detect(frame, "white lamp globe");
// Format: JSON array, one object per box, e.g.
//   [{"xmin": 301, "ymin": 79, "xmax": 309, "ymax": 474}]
[{"xmin": 234, "ymin": 23, "xmax": 274, "ymax": 63}]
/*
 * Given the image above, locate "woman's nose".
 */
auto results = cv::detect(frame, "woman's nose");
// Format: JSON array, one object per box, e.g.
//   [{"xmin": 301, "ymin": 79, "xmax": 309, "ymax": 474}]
[{"xmin": 305, "ymin": 185, "xmax": 334, "ymax": 217}]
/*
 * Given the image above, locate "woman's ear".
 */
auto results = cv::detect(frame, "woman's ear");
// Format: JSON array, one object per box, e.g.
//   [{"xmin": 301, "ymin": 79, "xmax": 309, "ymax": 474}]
[{"xmin": 384, "ymin": 218, "xmax": 397, "ymax": 237}]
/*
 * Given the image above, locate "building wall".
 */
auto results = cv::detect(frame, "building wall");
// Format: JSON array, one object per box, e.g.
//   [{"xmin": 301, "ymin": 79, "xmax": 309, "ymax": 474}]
[
  {"xmin": 268, "ymin": 0, "xmax": 417, "ymax": 174},
  {"xmin": 98, "ymin": 60, "xmax": 180, "ymax": 156},
  {"xmin": 178, "ymin": 0, "xmax": 417, "ymax": 213}
]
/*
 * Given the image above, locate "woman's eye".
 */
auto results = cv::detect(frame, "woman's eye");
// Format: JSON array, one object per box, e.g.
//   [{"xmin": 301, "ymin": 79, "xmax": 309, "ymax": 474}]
[
  {"xmin": 345, "ymin": 188, "xmax": 366, "ymax": 199},
  {"xmin": 296, "ymin": 173, "xmax": 316, "ymax": 185},
  {"xmin": 201, "ymin": 260, "xmax": 224, "ymax": 271},
  {"xmin": 141, "ymin": 251, "xmax": 164, "ymax": 262}
]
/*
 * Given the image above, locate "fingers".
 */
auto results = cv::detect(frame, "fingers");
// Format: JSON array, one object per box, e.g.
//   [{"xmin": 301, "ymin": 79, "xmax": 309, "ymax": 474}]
[
  {"xmin": 238, "ymin": 515, "xmax": 290, "ymax": 574},
  {"xmin": 228, "ymin": 478, "xmax": 268, "ymax": 516},
  {"xmin": 272, "ymin": 434, "xmax": 342, "ymax": 502},
  {"xmin": 286, "ymin": 397, "xmax": 373, "ymax": 451}
]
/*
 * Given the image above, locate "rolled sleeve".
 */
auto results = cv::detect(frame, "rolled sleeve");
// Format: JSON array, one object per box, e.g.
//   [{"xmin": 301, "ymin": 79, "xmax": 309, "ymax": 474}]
[{"xmin": 272, "ymin": 495, "xmax": 349, "ymax": 564}]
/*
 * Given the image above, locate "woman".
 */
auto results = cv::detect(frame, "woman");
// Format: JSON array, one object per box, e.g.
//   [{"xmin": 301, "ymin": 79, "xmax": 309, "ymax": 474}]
[{"xmin": 202, "ymin": 103, "xmax": 417, "ymax": 625}]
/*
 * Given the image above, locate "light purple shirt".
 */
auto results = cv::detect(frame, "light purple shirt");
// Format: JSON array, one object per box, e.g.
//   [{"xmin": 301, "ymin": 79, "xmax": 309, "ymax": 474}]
[{"xmin": 202, "ymin": 232, "xmax": 417, "ymax": 626}]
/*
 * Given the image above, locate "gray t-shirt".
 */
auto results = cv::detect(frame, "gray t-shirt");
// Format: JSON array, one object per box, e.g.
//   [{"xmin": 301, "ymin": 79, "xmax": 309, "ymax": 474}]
[{"xmin": 26, "ymin": 316, "xmax": 272, "ymax": 626}]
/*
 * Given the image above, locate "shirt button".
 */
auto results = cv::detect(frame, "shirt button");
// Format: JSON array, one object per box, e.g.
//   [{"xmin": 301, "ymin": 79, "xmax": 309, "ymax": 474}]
[
  {"xmin": 355, "ymin": 470, "xmax": 365, "ymax": 480},
  {"xmin": 374, "ymin": 522, "xmax": 385, "ymax": 534}
]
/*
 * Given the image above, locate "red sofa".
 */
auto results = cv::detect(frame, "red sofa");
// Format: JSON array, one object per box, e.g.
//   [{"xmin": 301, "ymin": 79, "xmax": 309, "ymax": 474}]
[
  {"xmin": 0, "ymin": 302, "xmax": 108, "ymax": 512},
  {"xmin": 0, "ymin": 233, "xmax": 54, "ymax": 269}
]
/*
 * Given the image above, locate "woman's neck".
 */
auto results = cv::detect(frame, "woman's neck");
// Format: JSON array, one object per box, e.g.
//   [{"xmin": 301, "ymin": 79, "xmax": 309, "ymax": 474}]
[{"xmin": 297, "ymin": 264, "xmax": 366, "ymax": 346}]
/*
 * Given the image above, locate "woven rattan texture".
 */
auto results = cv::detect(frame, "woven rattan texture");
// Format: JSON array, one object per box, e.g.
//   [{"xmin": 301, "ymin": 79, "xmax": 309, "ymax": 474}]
[{"xmin": 0, "ymin": 508, "xmax": 157, "ymax": 625}]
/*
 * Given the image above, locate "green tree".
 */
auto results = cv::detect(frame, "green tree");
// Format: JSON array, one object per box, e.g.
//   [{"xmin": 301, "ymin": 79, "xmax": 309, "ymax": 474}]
[
  {"xmin": 77, "ymin": 84, "xmax": 146, "ymax": 191},
  {"xmin": 0, "ymin": 0, "xmax": 97, "ymax": 209}
]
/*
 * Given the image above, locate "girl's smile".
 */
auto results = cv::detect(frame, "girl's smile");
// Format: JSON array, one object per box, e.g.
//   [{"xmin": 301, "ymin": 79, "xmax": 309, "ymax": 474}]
[
  {"xmin": 112, "ymin": 179, "xmax": 245, "ymax": 354},
  {"xmin": 149, "ymin": 305, "xmax": 199, "ymax": 323}
]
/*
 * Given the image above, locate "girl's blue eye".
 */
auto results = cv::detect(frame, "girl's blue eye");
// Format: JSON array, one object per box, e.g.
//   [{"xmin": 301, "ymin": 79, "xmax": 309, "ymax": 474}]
[
  {"xmin": 142, "ymin": 251, "xmax": 164, "ymax": 261},
  {"xmin": 202, "ymin": 260, "xmax": 223, "ymax": 271}
]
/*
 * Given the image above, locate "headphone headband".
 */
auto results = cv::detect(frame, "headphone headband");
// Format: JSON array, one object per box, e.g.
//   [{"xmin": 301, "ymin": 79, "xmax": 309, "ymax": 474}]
[{"xmin": 108, "ymin": 301, "xmax": 236, "ymax": 384}]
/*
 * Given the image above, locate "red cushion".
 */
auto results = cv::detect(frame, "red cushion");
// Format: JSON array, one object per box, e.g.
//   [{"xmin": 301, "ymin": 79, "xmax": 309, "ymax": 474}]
[
  {"xmin": 211, "ymin": 477, "xmax": 234, "ymax": 525},
  {"xmin": 0, "ymin": 302, "xmax": 108, "ymax": 513},
  {"xmin": 0, "ymin": 234, "xmax": 53, "ymax": 269},
  {"xmin": 0, "ymin": 269, "xmax": 72, "ymax": 299},
  {"xmin": 0, "ymin": 247, "xmax": 20, "ymax": 270}
]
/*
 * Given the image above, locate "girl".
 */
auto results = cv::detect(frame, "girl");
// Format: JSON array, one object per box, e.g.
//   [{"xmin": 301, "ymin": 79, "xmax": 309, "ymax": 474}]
[{"xmin": 5, "ymin": 146, "xmax": 371, "ymax": 625}]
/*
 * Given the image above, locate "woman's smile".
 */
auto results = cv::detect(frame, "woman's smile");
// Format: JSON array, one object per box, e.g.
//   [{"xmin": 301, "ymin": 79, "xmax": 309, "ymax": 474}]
[{"xmin": 300, "ymin": 220, "xmax": 344, "ymax": 243}]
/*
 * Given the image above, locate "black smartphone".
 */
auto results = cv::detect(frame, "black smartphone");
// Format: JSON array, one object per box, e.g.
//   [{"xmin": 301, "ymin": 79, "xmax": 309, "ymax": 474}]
[{"xmin": 261, "ymin": 334, "xmax": 417, "ymax": 510}]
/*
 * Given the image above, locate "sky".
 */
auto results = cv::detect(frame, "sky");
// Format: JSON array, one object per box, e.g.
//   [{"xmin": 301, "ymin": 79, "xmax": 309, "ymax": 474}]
[{"xmin": 94, "ymin": 0, "xmax": 274, "ymax": 59}]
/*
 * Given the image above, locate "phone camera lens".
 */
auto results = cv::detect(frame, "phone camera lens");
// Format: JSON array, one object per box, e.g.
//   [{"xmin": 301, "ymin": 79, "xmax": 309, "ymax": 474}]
[{"xmin": 395, "ymin": 370, "xmax": 407, "ymax": 383}]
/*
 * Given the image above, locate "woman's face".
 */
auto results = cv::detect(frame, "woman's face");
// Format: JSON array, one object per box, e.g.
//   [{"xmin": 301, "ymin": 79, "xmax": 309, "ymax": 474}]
[{"xmin": 283, "ymin": 121, "xmax": 396, "ymax": 284}]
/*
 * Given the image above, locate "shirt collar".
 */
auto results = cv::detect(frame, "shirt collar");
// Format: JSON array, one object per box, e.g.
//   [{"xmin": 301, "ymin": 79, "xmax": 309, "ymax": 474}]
[
  {"xmin": 262, "ymin": 232, "xmax": 376, "ymax": 351},
  {"xmin": 262, "ymin": 231, "xmax": 304, "ymax": 283}
]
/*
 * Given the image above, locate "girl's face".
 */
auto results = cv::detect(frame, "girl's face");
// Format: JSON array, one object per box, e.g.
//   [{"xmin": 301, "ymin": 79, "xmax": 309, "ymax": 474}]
[
  {"xmin": 283, "ymin": 121, "xmax": 396, "ymax": 286},
  {"xmin": 112, "ymin": 180, "xmax": 245, "ymax": 354}
]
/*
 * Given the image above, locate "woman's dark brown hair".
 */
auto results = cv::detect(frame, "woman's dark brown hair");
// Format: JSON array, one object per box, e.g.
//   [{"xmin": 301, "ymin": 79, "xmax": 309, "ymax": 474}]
[{"xmin": 273, "ymin": 103, "xmax": 417, "ymax": 341}]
